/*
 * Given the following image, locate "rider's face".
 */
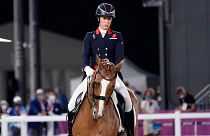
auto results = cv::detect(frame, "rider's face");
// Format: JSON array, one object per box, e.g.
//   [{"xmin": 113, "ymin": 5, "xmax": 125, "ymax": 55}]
[{"xmin": 99, "ymin": 16, "xmax": 112, "ymax": 30}]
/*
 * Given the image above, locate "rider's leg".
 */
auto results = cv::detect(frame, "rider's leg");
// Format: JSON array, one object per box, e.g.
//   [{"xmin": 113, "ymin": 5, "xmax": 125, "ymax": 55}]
[
  {"xmin": 115, "ymin": 75, "xmax": 134, "ymax": 136},
  {"xmin": 115, "ymin": 75, "xmax": 132, "ymax": 112},
  {"xmin": 68, "ymin": 77, "xmax": 88, "ymax": 111}
]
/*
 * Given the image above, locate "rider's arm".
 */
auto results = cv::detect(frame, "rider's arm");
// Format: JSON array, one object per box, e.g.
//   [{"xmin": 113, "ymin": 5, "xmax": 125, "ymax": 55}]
[
  {"xmin": 185, "ymin": 103, "xmax": 196, "ymax": 112},
  {"xmin": 82, "ymin": 32, "xmax": 92, "ymax": 69},
  {"xmin": 114, "ymin": 32, "xmax": 124, "ymax": 65}
]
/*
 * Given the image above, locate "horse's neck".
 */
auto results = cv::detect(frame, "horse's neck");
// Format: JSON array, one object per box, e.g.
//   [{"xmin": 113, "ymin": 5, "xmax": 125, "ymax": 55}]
[
  {"xmin": 73, "ymin": 95, "xmax": 120, "ymax": 136},
  {"xmin": 80, "ymin": 95, "xmax": 92, "ymax": 113}
]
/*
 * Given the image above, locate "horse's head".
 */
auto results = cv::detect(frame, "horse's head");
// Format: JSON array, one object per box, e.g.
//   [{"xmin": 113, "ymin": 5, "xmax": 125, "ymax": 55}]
[{"xmin": 88, "ymin": 55, "xmax": 124, "ymax": 119}]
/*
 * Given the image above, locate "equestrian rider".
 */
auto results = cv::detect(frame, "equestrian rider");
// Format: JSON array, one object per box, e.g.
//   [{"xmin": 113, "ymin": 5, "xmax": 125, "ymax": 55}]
[{"xmin": 68, "ymin": 3, "xmax": 134, "ymax": 136}]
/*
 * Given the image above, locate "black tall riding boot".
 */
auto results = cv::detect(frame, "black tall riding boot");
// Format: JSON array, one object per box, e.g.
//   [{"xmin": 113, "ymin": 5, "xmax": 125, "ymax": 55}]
[
  {"xmin": 124, "ymin": 108, "xmax": 134, "ymax": 136},
  {"xmin": 67, "ymin": 111, "xmax": 75, "ymax": 136}
]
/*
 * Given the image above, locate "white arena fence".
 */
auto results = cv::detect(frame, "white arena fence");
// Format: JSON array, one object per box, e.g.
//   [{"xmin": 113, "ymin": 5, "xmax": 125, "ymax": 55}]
[
  {"xmin": 0, "ymin": 111, "xmax": 210, "ymax": 136},
  {"xmin": 0, "ymin": 114, "xmax": 68, "ymax": 136},
  {"xmin": 138, "ymin": 111, "xmax": 210, "ymax": 136}
]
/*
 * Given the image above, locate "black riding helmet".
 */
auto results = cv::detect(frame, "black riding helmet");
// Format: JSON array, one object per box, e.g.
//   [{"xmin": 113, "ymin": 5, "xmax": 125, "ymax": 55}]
[{"xmin": 95, "ymin": 3, "xmax": 115, "ymax": 18}]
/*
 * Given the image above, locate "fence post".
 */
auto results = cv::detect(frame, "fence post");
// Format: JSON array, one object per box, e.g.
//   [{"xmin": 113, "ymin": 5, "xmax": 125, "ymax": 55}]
[
  {"xmin": 174, "ymin": 111, "xmax": 181, "ymax": 136},
  {"xmin": 21, "ymin": 120, "xmax": 28, "ymax": 136},
  {"xmin": 47, "ymin": 121, "xmax": 54, "ymax": 136},
  {"xmin": 1, "ymin": 115, "xmax": 8, "ymax": 136},
  {"xmin": 194, "ymin": 121, "xmax": 197, "ymax": 136}
]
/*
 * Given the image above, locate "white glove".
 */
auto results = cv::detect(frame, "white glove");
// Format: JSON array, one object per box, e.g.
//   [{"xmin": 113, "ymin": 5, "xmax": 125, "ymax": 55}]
[{"xmin": 84, "ymin": 66, "xmax": 94, "ymax": 77}]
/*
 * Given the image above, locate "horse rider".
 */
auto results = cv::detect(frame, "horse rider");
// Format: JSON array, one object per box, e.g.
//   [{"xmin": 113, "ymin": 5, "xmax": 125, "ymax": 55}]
[{"xmin": 68, "ymin": 3, "xmax": 134, "ymax": 136}]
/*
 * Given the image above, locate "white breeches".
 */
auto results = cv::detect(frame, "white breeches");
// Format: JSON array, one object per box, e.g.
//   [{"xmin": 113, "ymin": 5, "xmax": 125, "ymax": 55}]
[
  {"xmin": 68, "ymin": 75, "xmax": 132, "ymax": 112},
  {"xmin": 68, "ymin": 77, "xmax": 89, "ymax": 111},
  {"xmin": 115, "ymin": 75, "xmax": 132, "ymax": 112}
]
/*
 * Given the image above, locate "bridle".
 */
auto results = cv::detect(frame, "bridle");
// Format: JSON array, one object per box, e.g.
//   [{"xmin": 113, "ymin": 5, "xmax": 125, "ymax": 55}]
[
  {"xmin": 93, "ymin": 69, "xmax": 117, "ymax": 100},
  {"xmin": 86, "ymin": 68, "xmax": 117, "ymax": 118}
]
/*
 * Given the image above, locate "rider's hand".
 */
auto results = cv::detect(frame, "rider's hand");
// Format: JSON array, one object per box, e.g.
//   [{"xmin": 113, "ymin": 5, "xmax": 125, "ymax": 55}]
[{"xmin": 84, "ymin": 66, "xmax": 94, "ymax": 77}]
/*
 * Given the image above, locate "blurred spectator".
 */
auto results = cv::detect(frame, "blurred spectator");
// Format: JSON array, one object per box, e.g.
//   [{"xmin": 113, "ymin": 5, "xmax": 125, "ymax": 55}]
[
  {"xmin": 176, "ymin": 86, "xmax": 196, "ymax": 112},
  {"xmin": 46, "ymin": 89, "xmax": 63, "ymax": 134},
  {"xmin": 155, "ymin": 86, "xmax": 163, "ymax": 109},
  {"xmin": 141, "ymin": 88, "xmax": 160, "ymax": 136},
  {"xmin": 9, "ymin": 96, "xmax": 26, "ymax": 116},
  {"xmin": 45, "ymin": 89, "xmax": 62, "ymax": 115},
  {"xmin": 0, "ymin": 100, "xmax": 10, "ymax": 134},
  {"xmin": 135, "ymin": 89, "xmax": 142, "ymax": 110},
  {"xmin": 0, "ymin": 100, "xmax": 10, "ymax": 115},
  {"xmin": 8, "ymin": 96, "xmax": 26, "ymax": 136},
  {"xmin": 28, "ymin": 89, "xmax": 48, "ymax": 136},
  {"xmin": 55, "ymin": 88, "xmax": 68, "ymax": 113}
]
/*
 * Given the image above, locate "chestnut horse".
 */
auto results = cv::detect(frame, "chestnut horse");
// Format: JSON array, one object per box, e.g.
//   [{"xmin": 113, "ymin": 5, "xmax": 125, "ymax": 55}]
[{"xmin": 72, "ymin": 57, "xmax": 138, "ymax": 136}]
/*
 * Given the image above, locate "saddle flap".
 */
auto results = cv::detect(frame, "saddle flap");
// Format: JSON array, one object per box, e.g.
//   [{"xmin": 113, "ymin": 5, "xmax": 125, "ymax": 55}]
[
  {"xmin": 115, "ymin": 91, "xmax": 125, "ymax": 111},
  {"xmin": 75, "ymin": 92, "xmax": 83, "ymax": 107}
]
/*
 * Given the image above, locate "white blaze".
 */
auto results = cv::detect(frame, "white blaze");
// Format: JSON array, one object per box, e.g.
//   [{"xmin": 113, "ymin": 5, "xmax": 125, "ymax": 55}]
[{"xmin": 97, "ymin": 79, "xmax": 110, "ymax": 117}]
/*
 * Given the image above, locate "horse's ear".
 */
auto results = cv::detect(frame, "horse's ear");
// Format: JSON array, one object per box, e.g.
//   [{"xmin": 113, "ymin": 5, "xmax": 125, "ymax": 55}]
[
  {"xmin": 96, "ymin": 54, "xmax": 102, "ymax": 65},
  {"xmin": 115, "ymin": 59, "xmax": 125, "ymax": 71}
]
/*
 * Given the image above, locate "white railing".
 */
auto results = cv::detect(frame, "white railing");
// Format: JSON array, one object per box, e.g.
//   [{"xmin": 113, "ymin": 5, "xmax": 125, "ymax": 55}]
[
  {"xmin": 195, "ymin": 83, "xmax": 210, "ymax": 99},
  {"xmin": 0, "ymin": 112, "xmax": 210, "ymax": 136},
  {"xmin": 138, "ymin": 111, "xmax": 210, "ymax": 136},
  {"xmin": 195, "ymin": 83, "xmax": 210, "ymax": 109},
  {"xmin": 0, "ymin": 114, "xmax": 67, "ymax": 136}
]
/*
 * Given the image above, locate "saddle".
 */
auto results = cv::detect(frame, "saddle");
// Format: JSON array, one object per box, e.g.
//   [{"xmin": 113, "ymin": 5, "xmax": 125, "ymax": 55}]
[{"xmin": 67, "ymin": 92, "xmax": 84, "ymax": 125}]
